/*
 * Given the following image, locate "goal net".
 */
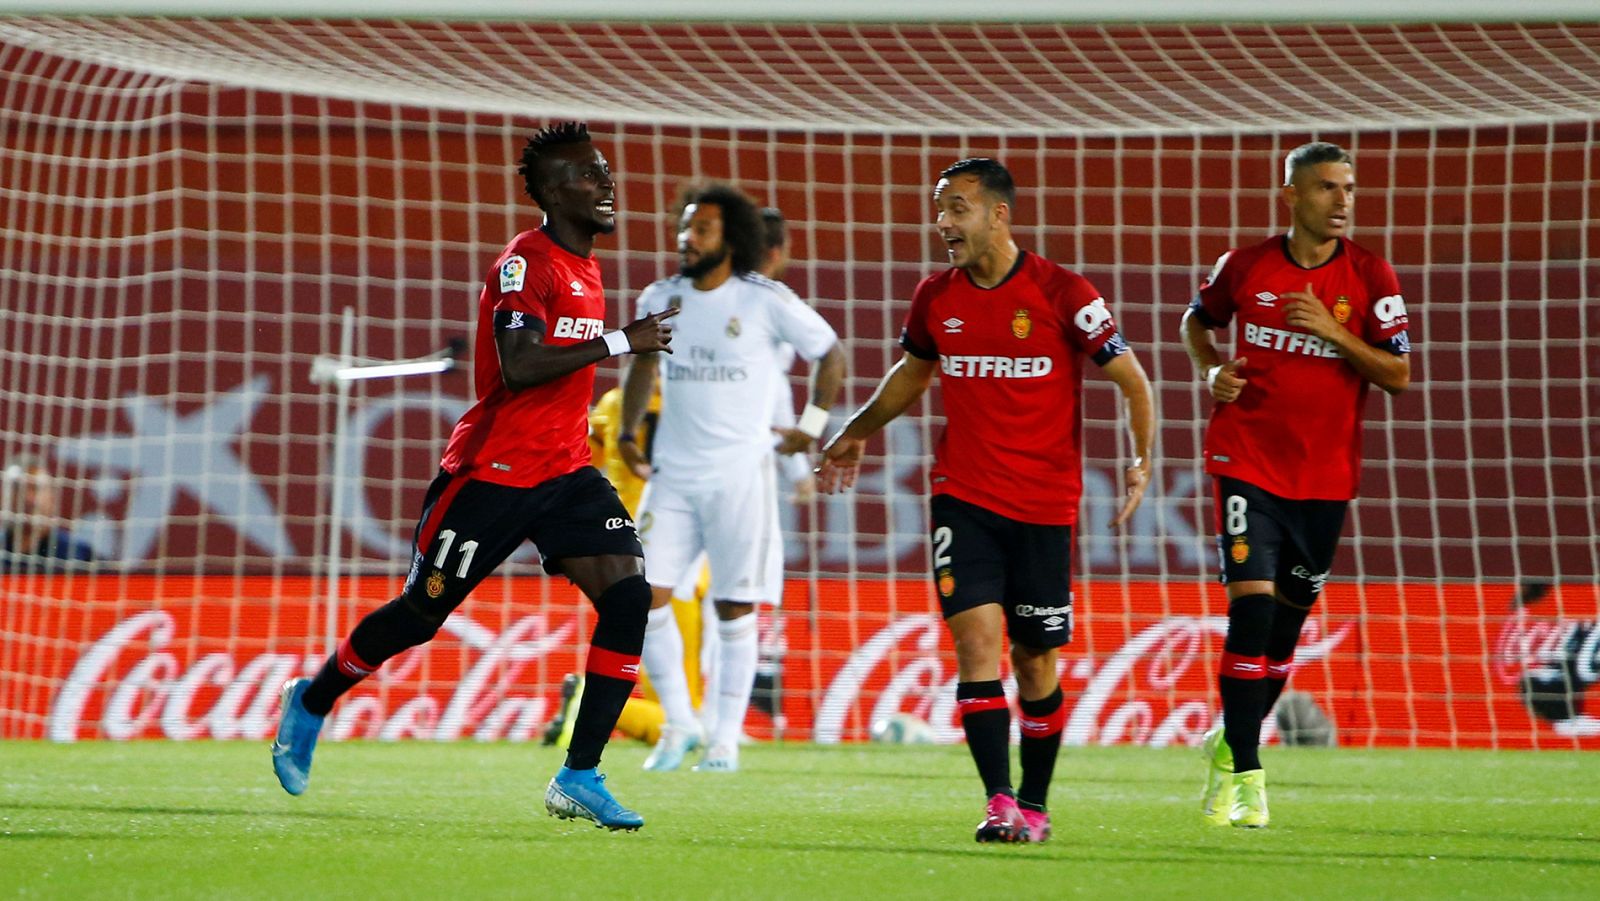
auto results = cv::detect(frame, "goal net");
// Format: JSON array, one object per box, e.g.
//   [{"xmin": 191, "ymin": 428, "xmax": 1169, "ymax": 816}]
[{"xmin": 2, "ymin": 17, "xmax": 1595, "ymax": 749}]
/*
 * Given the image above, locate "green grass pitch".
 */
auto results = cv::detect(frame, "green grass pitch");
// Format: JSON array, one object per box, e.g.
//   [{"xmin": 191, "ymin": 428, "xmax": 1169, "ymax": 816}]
[{"xmin": 2, "ymin": 741, "xmax": 1595, "ymax": 898}]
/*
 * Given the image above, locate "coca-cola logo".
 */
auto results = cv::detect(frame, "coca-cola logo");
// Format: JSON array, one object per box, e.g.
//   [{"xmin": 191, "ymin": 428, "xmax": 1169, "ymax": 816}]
[
  {"xmin": 1493, "ymin": 612, "xmax": 1600, "ymax": 685},
  {"xmin": 814, "ymin": 614, "xmax": 1351, "ymax": 747},
  {"xmin": 48, "ymin": 610, "xmax": 575, "ymax": 742}
]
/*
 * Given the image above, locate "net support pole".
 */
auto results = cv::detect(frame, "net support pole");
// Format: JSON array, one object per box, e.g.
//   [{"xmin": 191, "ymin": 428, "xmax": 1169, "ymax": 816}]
[{"xmin": 326, "ymin": 308, "xmax": 356, "ymax": 657}]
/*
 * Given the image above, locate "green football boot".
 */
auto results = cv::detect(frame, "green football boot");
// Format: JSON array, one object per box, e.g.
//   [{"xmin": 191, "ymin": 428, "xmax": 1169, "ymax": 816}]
[{"xmin": 1200, "ymin": 725, "xmax": 1234, "ymax": 825}]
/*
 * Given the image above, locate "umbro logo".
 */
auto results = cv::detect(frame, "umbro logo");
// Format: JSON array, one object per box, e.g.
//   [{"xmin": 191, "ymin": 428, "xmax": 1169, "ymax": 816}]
[
  {"xmin": 1255, "ymin": 291, "xmax": 1277, "ymax": 306},
  {"xmin": 570, "ymin": 279, "xmax": 585, "ymax": 296},
  {"xmin": 942, "ymin": 317, "xmax": 964, "ymax": 333}
]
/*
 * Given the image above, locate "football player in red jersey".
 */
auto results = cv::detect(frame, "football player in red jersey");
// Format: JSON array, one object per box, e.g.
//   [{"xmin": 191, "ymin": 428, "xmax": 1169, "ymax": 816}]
[
  {"xmin": 1183, "ymin": 142, "xmax": 1411, "ymax": 829},
  {"xmin": 270, "ymin": 122, "xmax": 679, "ymax": 832},
  {"xmin": 818, "ymin": 158, "xmax": 1155, "ymax": 844}
]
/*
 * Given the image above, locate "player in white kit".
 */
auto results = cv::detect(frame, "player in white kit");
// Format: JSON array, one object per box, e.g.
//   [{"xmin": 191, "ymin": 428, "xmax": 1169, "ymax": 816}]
[{"xmin": 619, "ymin": 183, "xmax": 846, "ymax": 772}]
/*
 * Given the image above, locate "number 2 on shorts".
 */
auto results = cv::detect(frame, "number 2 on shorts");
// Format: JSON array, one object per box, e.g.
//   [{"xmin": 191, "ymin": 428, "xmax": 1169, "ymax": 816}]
[{"xmin": 932, "ymin": 525, "xmax": 953, "ymax": 567}]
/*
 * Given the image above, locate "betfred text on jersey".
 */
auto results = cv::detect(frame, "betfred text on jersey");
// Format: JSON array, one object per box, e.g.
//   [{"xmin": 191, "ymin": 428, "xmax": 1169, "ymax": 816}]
[
  {"xmin": 551, "ymin": 316, "xmax": 605, "ymax": 340},
  {"xmin": 1242, "ymin": 322, "xmax": 1342, "ymax": 358},
  {"xmin": 939, "ymin": 355, "xmax": 1054, "ymax": 379}
]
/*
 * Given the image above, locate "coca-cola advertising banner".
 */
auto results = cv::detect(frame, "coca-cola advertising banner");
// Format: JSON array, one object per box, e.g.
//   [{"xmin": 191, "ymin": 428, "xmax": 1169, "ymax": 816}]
[{"xmin": 7, "ymin": 575, "xmax": 1596, "ymax": 749}]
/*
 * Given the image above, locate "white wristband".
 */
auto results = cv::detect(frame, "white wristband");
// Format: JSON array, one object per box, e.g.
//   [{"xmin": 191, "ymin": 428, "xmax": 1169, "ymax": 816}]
[
  {"xmin": 602, "ymin": 330, "xmax": 631, "ymax": 357},
  {"xmin": 796, "ymin": 403, "xmax": 830, "ymax": 439},
  {"xmin": 1205, "ymin": 364, "xmax": 1223, "ymax": 388}
]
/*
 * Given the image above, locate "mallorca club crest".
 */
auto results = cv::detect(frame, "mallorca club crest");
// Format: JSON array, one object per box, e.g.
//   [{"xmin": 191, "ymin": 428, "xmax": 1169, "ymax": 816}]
[
  {"xmin": 426, "ymin": 569, "xmax": 446, "ymax": 598},
  {"xmin": 1011, "ymin": 309, "xmax": 1032, "ymax": 339},
  {"xmin": 1230, "ymin": 536, "xmax": 1250, "ymax": 565},
  {"xmin": 726, "ymin": 316, "xmax": 742, "ymax": 338},
  {"xmin": 937, "ymin": 568, "xmax": 956, "ymax": 598},
  {"xmin": 1332, "ymin": 296, "xmax": 1352, "ymax": 324}
]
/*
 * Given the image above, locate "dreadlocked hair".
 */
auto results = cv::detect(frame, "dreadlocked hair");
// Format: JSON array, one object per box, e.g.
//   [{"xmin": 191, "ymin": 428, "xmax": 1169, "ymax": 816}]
[{"xmin": 518, "ymin": 121, "xmax": 592, "ymax": 205}]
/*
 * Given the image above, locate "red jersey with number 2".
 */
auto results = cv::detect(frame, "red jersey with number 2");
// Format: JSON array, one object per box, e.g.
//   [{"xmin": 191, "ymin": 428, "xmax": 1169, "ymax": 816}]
[
  {"xmin": 440, "ymin": 228, "xmax": 607, "ymax": 488},
  {"xmin": 901, "ymin": 251, "xmax": 1128, "ymax": 526},
  {"xmin": 1191, "ymin": 235, "xmax": 1411, "ymax": 501}
]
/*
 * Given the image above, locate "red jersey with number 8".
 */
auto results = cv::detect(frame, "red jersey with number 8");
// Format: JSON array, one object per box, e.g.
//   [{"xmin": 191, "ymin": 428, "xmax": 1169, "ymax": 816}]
[
  {"xmin": 1190, "ymin": 235, "xmax": 1411, "ymax": 501},
  {"xmin": 901, "ymin": 251, "xmax": 1129, "ymax": 526},
  {"xmin": 440, "ymin": 228, "xmax": 607, "ymax": 488}
]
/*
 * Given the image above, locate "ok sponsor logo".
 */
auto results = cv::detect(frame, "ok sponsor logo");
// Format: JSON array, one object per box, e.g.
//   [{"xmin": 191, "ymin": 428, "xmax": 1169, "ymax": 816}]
[
  {"xmin": 1373, "ymin": 294, "xmax": 1408, "ymax": 326},
  {"xmin": 1074, "ymin": 297, "xmax": 1114, "ymax": 339},
  {"xmin": 552, "ymin": 317, "xmax": 605, "ymax": 340}
]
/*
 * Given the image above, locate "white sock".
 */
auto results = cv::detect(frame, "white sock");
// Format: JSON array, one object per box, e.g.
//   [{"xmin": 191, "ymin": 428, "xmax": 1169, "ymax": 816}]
[
  {"xmin": 698, "ymin": 595, "xmax": 723, "ymax": 740},
  {"xmin": 711, "ymin": 613, "xmax": 759, "ymax": 750},
  {"xmin": 642, "ymin": 603, "xmax": 697, "ymax": 730}
]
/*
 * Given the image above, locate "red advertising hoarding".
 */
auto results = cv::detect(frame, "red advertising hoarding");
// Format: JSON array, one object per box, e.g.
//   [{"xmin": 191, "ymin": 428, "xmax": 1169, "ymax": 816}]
[{"xmin": 7, "ymin": 575, "xmax": 1595, "ymax": 750}]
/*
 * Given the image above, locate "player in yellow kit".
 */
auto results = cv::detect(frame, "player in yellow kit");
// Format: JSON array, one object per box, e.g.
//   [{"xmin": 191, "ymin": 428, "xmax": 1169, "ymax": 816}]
[{"xmin": 542, "ymin": 382, "xmax": 710, "ymax": 747}]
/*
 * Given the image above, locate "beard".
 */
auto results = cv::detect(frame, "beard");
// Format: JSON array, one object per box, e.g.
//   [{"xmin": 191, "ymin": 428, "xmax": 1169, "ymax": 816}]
[{"xmin": 679, "ymin": 244, "xmax": 728, "ymax": 279}]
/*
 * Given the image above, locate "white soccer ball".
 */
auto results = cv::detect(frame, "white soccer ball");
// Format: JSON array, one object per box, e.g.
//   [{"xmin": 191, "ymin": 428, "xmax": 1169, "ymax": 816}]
[{"xmin": 869, "ymin": 711, "xmax": 934, "ymax": 744}]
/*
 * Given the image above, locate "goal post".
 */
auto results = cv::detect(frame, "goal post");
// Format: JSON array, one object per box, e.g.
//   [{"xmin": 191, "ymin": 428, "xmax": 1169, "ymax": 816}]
[{"xmin": 1, "ymin": 15, "xmax": 1595, "ymax": 748}]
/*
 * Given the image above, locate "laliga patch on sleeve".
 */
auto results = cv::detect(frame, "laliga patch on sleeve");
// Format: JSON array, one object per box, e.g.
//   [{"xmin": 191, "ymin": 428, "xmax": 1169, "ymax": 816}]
[{"xmin": 499, "ymin": 255, "xmax": 528, "ymax": 294}]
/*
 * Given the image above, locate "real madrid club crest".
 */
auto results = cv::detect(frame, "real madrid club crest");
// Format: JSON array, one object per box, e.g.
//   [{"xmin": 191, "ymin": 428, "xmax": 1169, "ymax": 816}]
[
  {"xmin": 426, "ymin": 569, "xmax": 446, "ymax": 598},
  {"xmin": 725, "ymin": 316, "xmax": 741, "ymax": 338},
  {"xmin": 668, "ymin": 295, "xmax": 683, "ymax": 310},
  {"xmin": 937, "ymin": 567, "xmax": 956, "ymax": 598},
  {"xmin": 1011, "ymin": 308, "xmax": 1032, "ymax": 339},
  {"xmin": 1230, "ymin": 536, "xmax": 1250, "ymax": 565},
  {"xmin": 1332, "ymin": 296, "xmax": 1352, "ymax": 324}
]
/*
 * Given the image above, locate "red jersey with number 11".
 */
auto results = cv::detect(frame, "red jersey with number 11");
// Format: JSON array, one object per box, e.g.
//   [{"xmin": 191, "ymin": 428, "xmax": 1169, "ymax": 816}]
[
  {"xmin": 901, "ymin": 251, "xmax": 1128, "ymax": 526},
  {"xmin": 1191, "ymin": 235, "xmax": 1411, "ymax": 501}
]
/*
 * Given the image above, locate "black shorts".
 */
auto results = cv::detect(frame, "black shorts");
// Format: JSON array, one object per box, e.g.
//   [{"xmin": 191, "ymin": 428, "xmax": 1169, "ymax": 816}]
[
  {"xmin": 399, "ymin": 466, "xmax": 642, "ymax": 616},
  {"xmin": 1212, "ymin": 476, "xmax": 1348, "ymax": 607},
  {"xmin": 928, "ymin": 494, "xmax": 1074, "ymax": 649}
]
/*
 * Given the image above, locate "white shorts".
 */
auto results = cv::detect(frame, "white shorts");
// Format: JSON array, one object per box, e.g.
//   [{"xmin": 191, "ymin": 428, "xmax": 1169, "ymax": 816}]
[{"xmin": 638, "ymin": 458, "xmax": 781, "ymax": 605}]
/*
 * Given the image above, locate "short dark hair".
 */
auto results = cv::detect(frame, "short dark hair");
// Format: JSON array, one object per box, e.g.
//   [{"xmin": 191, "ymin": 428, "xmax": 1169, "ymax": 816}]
[
  {"xmin": 680, "ymin": 182, "xmax": 765, "ymax": 275},
  {"xmin": 1283, "ymin": 141, "xmax": 1352, "ymax": 186},
  {"xmin": 760, "ymin": 207, "xmax": 786, "ymax": 253},
  {"xmin": 517, "ymin": 121, "xmax": 592, "ymax": 206},
  {"xmin": 939, "ymin": 158, "xmax": 1015, "ymax": 207}
]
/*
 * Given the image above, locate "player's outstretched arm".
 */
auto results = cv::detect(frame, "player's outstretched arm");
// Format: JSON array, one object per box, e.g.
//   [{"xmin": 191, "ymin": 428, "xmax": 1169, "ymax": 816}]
[
  {"xmin": 816, "ymin": 353, "xmax": 934, "ymax": 493},
  {"xmin": 1282, "ymin": 284, "xmax": 1410, "ymax": 395},
  {"xmin": 1099, "ymin": 351, "xmax": 1155, "ymax": 528},
  {"xmin": 497, "ymin": 308, "xmax": 679, "ymax": 393},
  {"xmin": 774, "ymin": 343, "xmax": 848, "ymax": 455},
  {"xmin": 615, "ymin": 341, "xmax": 663, "ymax": 480},
  {"xmin": 1180, "ymin": 307, "xmax": 1248, "ymax": 403}
]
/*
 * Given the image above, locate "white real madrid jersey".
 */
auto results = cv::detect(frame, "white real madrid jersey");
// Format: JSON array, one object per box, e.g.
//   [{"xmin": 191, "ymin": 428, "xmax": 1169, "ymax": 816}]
[{"xmin": 636, "ymin": 273, "xmax": 837, "ymax": 489}]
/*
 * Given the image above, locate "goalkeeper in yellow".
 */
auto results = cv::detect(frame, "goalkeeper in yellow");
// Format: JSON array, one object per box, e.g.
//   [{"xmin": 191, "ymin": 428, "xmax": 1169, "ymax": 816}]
[{"xmin": 542, "ymin": 378, "xmax": 711, "ymax": 749}]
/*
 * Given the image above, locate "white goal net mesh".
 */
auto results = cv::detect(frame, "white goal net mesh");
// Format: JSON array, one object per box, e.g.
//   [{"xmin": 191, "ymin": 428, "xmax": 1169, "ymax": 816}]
[{"xmin": 2, "ymin": 17, "xmax": 1596, "ymax": 748}]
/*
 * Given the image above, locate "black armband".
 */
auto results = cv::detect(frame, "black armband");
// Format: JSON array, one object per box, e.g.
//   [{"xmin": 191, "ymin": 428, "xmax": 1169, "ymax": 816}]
[
  {"xmin": 1376, "ymin": 331, "xmax": 1411, "ymax": 355},
  {"xmin": 898, "ymin": 327, "xmax": 938, "ymax": 361},
  {"xmin": 493, "ymin": 309, "xmax": 546, "ymax": 334},
  {"xmin": 1092, "ymin": 332, "xmax": 1130, "ymax": 366},
  {"xmin": 1186, "ymin": 296, "xmax": 1223, "ymax": 329}
]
